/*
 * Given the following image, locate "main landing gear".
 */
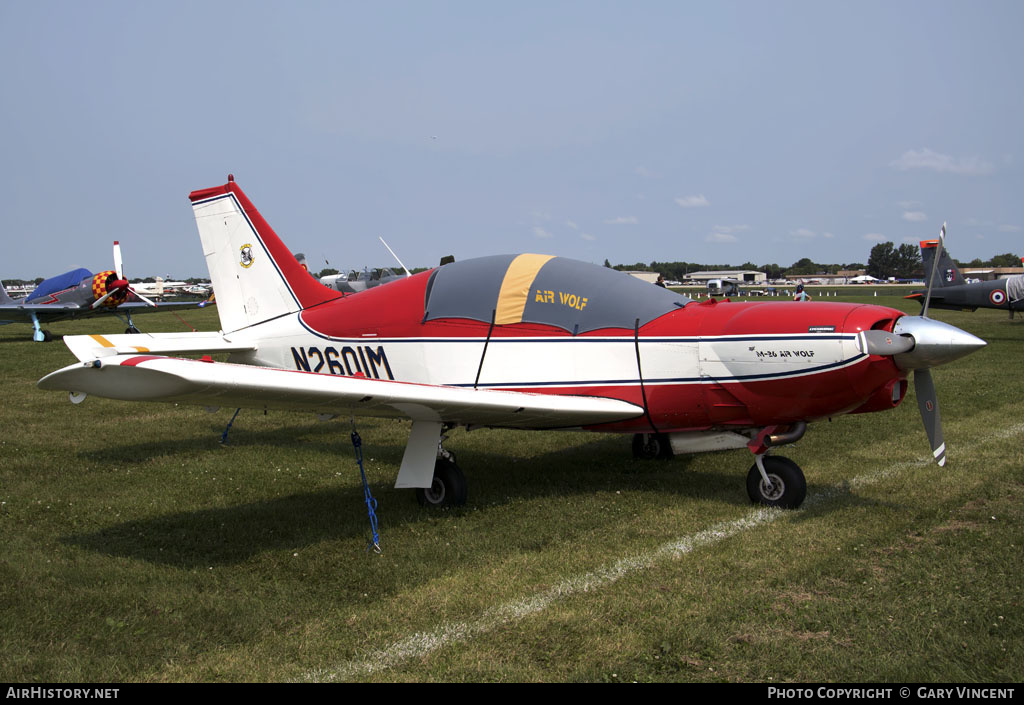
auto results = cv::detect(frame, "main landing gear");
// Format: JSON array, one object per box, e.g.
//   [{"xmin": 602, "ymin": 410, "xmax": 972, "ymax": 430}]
[
  {"xmin": 29, "ymin": 313, "xmax": 52, "ymax": 342},
  {"xmin": 416, "ymin": 448, "xmax": 468, "ymax": 508},
  {"xmin": 631, "ymin": 432, "xmax": 673, "ymax": 460}
]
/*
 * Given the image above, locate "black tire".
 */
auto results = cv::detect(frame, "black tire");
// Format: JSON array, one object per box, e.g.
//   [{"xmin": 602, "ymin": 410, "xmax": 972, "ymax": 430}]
[
  {"xmin": 416, "ymin": 457, "xmax": 468, "ymax": 508},
  {"xmin": 126, "ymin": 326, "xmax": 141, "ymax": 335},
  {"xmin": 632, "ymin": 433, "xmax": 673, "ymax": 460},
  {"xmin": 42, "ymin": 330, "xmax": 53, "ymax": 342},
  {"xmin": 746, "ymin": 455, "xmax": 806, "ymax": 509}
]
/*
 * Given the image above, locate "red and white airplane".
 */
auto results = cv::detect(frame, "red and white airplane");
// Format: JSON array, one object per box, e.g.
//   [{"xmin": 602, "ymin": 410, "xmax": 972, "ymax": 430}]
[{"xmin": 38, "ymin": 177, "xmax": 987, "ymax": 510}]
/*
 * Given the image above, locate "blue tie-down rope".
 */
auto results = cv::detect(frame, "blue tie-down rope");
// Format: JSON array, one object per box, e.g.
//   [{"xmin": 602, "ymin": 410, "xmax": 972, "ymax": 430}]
[
  {"xmin": 220, "ymin": 408, "xmax": 242, "ymax": 445},
  {"xmin": 351, "ymin": 428, "xmax": 382, "ymax": 554}
]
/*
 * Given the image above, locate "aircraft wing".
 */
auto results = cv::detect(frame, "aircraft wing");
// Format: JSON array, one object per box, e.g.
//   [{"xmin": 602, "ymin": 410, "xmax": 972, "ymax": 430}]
[
  {"xmin": 62, "ymin": 332, "xmax": 256, "ymax": 361},
  {"xmin": 38, "ymin": 355, "xmax": 644, "ymax": 430},
  {"xmin": 0, "ymin": 303, "xmax": 83, "ymax": 312}
]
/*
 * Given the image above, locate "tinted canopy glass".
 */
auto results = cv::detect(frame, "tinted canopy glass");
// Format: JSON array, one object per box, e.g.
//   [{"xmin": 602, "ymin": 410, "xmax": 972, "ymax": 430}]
[{"xmin": 424, "ymin": 255, "xmax": 690, "ymax": 333}]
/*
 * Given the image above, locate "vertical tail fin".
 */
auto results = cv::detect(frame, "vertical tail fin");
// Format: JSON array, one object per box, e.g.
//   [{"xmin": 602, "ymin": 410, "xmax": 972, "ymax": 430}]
[
  {"xmin": 0, "ymin": 281, "xmax": 14, "ymax": 305},
  {"xmin": 920, "ymin": 239, "xmax": 965, "ymax": 288},
  {"xmin": 188, "ymin": 176, "xmax": 339, "ymax": 334}
]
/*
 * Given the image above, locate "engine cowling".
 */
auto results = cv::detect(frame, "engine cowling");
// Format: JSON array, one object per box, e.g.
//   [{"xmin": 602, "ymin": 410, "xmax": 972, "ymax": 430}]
[{"xmin": 90, "ymin": 270, "xmax": 129, "ymax": 308}]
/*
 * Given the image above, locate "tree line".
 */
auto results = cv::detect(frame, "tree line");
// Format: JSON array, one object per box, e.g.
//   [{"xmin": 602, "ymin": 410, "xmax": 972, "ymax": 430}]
[{"xmin": 607, "ymin": 243, "xmax": 1020, "ymax": 281}]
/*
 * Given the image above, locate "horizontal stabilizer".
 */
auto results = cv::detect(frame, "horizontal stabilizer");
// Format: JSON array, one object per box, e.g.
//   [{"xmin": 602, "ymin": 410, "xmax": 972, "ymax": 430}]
[
  {"xmin": 62, "ymin": 332, "xmax": 256, "ymax": 362},
  {"xmin": 38, "ymin": 356, "xmax": 643, "ymax": 430}
]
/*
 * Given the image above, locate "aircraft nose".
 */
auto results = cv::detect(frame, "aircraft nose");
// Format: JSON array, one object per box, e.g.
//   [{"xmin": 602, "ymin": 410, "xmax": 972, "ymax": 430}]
[{"xmin": 891, "ymin": 315, "xmax": 987, "ymax": 370}]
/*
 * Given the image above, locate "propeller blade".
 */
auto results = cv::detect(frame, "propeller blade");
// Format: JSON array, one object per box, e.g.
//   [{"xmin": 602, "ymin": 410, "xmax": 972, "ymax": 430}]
[
  {"xmin": 128, "ymin": 287, "xmax": 158, "ymax": 307},
  {"xmin": 113, "ymin": 240, "xmax": 124, "ymax": 280},
  {"xmin": 90, "ymin": 289, "xmax": 116, "ymax": 309},
  {"xmin": 914, "ymin": 368, "xmax": 945, "ymax": 466},
  {"xmin": 921, "ymin": 223, "xmax": 945, "ymax": 319}
]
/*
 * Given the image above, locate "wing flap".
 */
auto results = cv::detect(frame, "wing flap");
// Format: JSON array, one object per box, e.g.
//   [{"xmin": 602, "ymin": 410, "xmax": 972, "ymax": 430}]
[
  {"xmin": 38, "ymin": 356, "xmax": 643, "ymax": 429},
  {"xmin": 62, "ymin": 332, "xmax": 256, "ymax": 361}
]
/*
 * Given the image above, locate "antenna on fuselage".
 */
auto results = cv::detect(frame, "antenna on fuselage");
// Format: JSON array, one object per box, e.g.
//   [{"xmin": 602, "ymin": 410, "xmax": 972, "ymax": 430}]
[{"xmin": 379, "ymin": 237, "xmax": 412, "ymax": 278}]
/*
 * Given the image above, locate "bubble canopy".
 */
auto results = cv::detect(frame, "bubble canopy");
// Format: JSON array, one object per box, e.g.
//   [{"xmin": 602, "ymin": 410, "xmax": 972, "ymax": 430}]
[{"xmin": 423, "ymin": 254, "xmax": 691, "ymax": 334}]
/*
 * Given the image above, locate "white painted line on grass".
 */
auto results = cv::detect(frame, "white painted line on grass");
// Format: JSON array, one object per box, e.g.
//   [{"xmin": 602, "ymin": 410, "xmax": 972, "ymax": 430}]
[{"xmin": 301, "ymin": 423, "xmax": 1024, "ymax": 682}]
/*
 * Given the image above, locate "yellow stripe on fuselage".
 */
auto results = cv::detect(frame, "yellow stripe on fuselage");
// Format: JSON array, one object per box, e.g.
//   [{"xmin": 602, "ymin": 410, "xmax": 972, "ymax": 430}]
[{"xmin": 494, "ymin": 254, "xmax": 555, "ymax": 325}]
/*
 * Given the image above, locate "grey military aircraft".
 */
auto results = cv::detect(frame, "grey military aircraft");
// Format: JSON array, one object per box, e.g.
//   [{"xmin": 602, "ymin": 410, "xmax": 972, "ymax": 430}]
[
  {"xmin": 906, "ymin": 228, "xmax": 1024, "ymax": 319},
  {"xmin": 317, "ymin": 238, "xmax": 411, "ymax": 294},
  {"xmin": 320, "ymin": 267, "xmax": 402, "ymax": 294},
  {"xmin": 0, "ymin": 241, "xmax": 203, "ymax": 341}
]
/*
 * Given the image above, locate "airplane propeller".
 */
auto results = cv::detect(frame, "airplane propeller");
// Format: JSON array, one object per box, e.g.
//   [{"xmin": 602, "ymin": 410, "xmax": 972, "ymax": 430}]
[
  {"xmin": 91, "ymin": 241, "xmax": 158, "ymax": 309},
  {"xmin": 859, "ymin": 222, "xmax": 984, "ymax": 467},
  {"xmin": 861, "ymin": 314, "xmax": 983, "ymax": 466}
]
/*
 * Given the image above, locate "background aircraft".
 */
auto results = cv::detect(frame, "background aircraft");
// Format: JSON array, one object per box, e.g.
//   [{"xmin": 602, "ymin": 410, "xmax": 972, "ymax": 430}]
[
  {"xmin": 129, "ymin": 277, "xmax": 189, "ymax": 299},
  {"xmin": 318, "ymin": 239, "xmax": 410, "ymax": 294},
  {"xmin": 906, "ymin": 232, "xmax": 1024, "ymax": 319},
  {"xmin": 1, "ymin": 242, "xmax": 201, "ymax": 341},
  {"xmin": 39, "ymin": 177, "xmax": 986, "ymax": 511},
  {"xmin": 320, "ymin": 267, "xmax": 402, "ymax": 294}
]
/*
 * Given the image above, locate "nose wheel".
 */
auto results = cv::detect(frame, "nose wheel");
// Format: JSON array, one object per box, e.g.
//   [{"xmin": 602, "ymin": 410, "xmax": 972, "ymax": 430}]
[{"xmin": 746, "ymin": 455, "xmax": 806, "ymax": 509}]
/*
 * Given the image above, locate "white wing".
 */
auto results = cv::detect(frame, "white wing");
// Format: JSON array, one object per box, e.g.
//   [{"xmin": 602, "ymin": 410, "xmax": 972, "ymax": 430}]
[{"xmin": 38, "ymin": 355, "xmax": 643, "ymax": 430}]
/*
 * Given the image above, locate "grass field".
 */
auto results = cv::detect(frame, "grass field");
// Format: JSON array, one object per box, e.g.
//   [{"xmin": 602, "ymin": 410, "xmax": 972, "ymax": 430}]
[{"xmin": 1, "ymin": 294, "xmax": 1021, "ymax": 682}]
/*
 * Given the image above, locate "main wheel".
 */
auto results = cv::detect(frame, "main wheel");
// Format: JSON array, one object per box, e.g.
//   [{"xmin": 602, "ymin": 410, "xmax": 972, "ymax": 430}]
[
  {"xmin": 126, "ymin": 326, "xmax": 141, "ymax": 335},
  {"xmin": 416, "ymin": 457, "xmax": 468, "ymax": 508},
  {"xmin": 746, "ymin": 455, "xmax": 806, "ymax": 509},
  {"xmin": 632, "ymin": 433, "xmax": 673, "ymax": 460}
]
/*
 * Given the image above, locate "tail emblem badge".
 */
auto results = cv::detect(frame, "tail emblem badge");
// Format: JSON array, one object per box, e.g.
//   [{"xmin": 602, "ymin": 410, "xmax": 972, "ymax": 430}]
[{"xmin": 240, "ymin": 244, "xmax": 255, "ymax": 269}]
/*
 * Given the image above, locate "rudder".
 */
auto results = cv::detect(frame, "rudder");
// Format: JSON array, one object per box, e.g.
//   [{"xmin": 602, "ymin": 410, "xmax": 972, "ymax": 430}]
[
  {"xmin": 920, "ymin": 239, "xmax": 965, "ymax": 288},
  {"xmin": 189, "ymin": 176, "xmax": 338, "ymax": 334}
]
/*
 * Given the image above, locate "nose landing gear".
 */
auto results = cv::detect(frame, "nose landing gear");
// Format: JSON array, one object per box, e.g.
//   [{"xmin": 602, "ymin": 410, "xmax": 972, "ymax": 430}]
[
  {"xmin": 745, "ymin": 423, "xmax": 808, "ymax": 509},
  {"xmin": 747, "ymin": 454, "xmax": 806, "ymax": 509}
]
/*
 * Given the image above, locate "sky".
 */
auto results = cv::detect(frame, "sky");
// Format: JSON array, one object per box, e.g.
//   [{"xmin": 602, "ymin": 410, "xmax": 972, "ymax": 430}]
[{"xmin": 2, "ymin": 1, "xmax": 1022, "ymax": 280}]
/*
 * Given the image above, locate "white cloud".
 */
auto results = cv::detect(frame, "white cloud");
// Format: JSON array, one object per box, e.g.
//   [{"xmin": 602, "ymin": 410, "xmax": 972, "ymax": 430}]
[
  {"xmin": 674, "ymin": 194, "xmax": 710, "ymax": 208},
  {"xmin": 889, "ymin": 148, "xmax": 994, "ymax": 176},
  {"xmin": 634, "ymin": 166, "xmax": 657, "ymax": 178},
  {"xmin": 706, "ymin": 232, "xmax": 737, "ymax": 243},
  {"xmin": 791, "ymin": 228, "xmax": 816, "ymax": 239},
  {"xmin": 903, "ymin": 211, "xmax": 928, "ymax": 222},
  {"xmin": 997, "ymin": 224, "xmax": 1021, "ymax": 232},
  {"xmin": 706, "ymin": 224, "xmax": 749, "ymax": 243},
  {"xmin": 579, "ymin": 233, "xmax": 595, "ymax": 241},
  {"xmin": 713, "ymin": 224, "xmax": 749, "ymax": 235},
  {"xmin": 565, "ymin": 219, "xmax": 579, "ymax": 230},
  {"xmin": 605, "ymin": 216, "xmax": 638, "ymax": 225},
  {"xmin": 863, "ymin": 233, "xmax": 887, "ymax": 242},
  {"xmin": 822, "ymin": 232, "xmax": 835, "ymax": 239},
  {"xmin": 532, "ymin": 226, "xmax": 553, "ymax": 239}
]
